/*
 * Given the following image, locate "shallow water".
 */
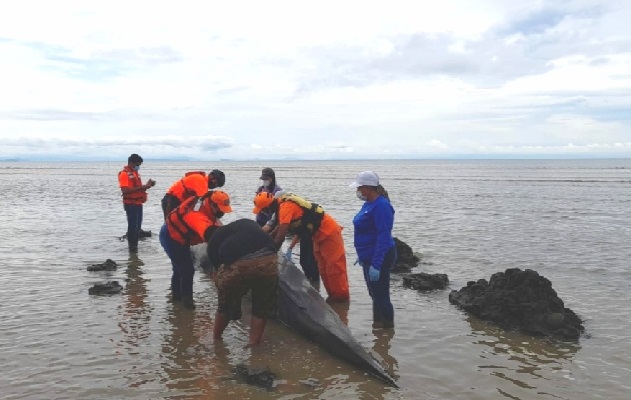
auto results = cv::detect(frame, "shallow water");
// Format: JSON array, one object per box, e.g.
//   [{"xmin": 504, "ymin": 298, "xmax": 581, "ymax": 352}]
[{"xmin": 1, "ymin": 159, "xmax": 630, "ymax": 399}]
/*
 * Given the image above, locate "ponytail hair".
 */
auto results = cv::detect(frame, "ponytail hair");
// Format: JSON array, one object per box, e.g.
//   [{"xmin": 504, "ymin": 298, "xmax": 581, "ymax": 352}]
[{"xmin": 376, "ymin": 184, "xmax": 390, "ymax": 202}]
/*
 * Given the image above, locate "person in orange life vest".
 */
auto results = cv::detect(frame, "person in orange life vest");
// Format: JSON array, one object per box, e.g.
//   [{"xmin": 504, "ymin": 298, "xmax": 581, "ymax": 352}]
[
  {"xmin": 252, "ymin": 192, "xmax": 350, "ymax": 302},
  {"xmin": 118, "ymin": 153, "xmax": 155, "ymax": 253},
  {"xmin": 159, "ymin": 190, "xmax": 233, "ymax": 309},
  {"xmin": 161, "ymin": 169, "xmax": 226, "ymax": 218}
]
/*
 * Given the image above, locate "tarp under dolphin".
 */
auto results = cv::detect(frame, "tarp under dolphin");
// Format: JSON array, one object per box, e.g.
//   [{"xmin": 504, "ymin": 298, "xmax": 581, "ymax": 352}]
[{"xmin": 192, "ymin": 245, "xmax": 398, "ymax": 387}]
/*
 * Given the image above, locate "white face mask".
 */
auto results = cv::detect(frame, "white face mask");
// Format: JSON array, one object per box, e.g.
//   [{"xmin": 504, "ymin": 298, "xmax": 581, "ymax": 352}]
[
  {"xmin": 262, "ymin": 179, "xmax": 271, "ymax": 187},
  {"xmin": 356, "ymin": 190, "xmax": 367, "ymax": 201}
]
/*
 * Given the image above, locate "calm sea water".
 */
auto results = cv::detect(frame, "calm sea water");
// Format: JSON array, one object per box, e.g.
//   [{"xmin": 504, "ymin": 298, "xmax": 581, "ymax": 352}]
[{"xmin": 1, "ymin": 159, "xmax": 630, "ymax": 400}]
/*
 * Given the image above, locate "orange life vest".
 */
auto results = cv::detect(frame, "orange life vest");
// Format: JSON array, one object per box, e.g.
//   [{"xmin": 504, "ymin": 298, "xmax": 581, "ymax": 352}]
[
  {"xmin": 166, "ymin": 172, "xmax": 208, "ymax": 202},
  {"xmin": 166, "ymin": 194, "xmax": 217, "ymax": 246},
  {"xmin": 119, "ymin": 166, "xmax": 147, "ymax": 205},
  {"xmin": 185, "ymin": 170, "xmax": 206, "ymax": 177}
]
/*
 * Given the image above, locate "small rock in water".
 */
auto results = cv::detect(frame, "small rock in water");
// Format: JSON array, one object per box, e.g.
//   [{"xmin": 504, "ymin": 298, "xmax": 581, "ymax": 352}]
[
  {"xmin": 392, "ymin": 237, "xmax": 420, "ymax": 273},
  {"xmin": 234, "ymin": 364, "xmax": 277, "ymax": 390},
  {"xmin": 87, "ymin": 259, "xmax": 118, "ymax": 272},
  {"xmin": 88, "ymin": 281, "xmax": 123, "ymax": 295},
  {"xmin": 402, "ymin": 272, "xmax": 449, "ymax": 291},
  {"xmin": 118, "ymin": 230, "xmax": 152, "ymax": 241}
]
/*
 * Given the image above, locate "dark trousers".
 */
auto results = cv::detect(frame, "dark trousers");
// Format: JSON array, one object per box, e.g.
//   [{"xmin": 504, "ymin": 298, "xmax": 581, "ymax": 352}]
[
  {"xmin": 300, "ymin": 234, "xmax": 320, "ymax": 283},
  {"xmin": 362, "ymin": 246, "xmax": 396, "ymax": 323},
  {"xmin": 124, "ymin": 204, "xmax": 143, "ymax": 250},
  {"xmin": 159, "ymin": 224, "xmax": 195, "ymax": 297}
]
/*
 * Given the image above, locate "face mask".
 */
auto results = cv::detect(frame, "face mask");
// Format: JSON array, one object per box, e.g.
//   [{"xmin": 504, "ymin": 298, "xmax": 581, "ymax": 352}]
[
  {"xmin": 133, "ymin": 165, "xmax": 140, "ymax": 172},
  {"xmin": 262, "ymin": 179, "xmax": 271, "ymax": 187},
  {"xmin": 356, "ymin": 190, "xmax": 367, "ymax": 201}
]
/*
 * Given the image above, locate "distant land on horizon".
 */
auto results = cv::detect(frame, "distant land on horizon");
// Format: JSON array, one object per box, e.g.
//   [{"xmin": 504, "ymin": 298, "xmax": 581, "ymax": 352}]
[{"xmin": 1, "ymin": 154, "xmax": 631, "ymax": 162}]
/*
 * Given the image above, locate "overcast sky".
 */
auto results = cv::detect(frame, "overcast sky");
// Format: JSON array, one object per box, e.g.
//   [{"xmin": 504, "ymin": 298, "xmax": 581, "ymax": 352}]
[{"xmin": 1, "ymin": 0, "xmax": 630, "ymax": 160}]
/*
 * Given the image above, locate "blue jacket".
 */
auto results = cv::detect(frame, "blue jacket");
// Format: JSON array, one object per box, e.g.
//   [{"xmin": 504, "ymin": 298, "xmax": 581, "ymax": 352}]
[{"xmin": 352, "ymin": 196, "xmax": 395, "ymax": 270}]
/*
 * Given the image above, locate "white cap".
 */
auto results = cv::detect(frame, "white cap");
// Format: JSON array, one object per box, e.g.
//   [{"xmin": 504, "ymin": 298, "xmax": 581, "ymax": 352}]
[{"xmin": 349, "ymin": 171, "xmax": 379, "ymax": 188}]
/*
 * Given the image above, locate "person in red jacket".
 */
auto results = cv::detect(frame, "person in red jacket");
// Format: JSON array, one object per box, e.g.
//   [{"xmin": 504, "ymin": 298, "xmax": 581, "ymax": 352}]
[
  {"xmin": 159, "ymin": 190, "xmax": 233, "ymax": 309},
  {"xmin": 161, "ymin": 169, "xmax": 226, "ymax": 218},
  {"xmin": 118, "ymin": 154, "xmax": 155, "ymax": 253}
]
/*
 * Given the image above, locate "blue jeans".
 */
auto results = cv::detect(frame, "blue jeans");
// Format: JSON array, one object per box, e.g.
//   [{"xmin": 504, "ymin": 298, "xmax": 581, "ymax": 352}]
[
  {"xmin": 362, "ymin": 246, "xmax": 396, "ymax": 323},
  {"xmin": 159, "ymin": 224, "xmax": 195, "ymax": 297},
  {"xmin": 124, "ymin": 204, "xmax": 143, "ymax": 250}
]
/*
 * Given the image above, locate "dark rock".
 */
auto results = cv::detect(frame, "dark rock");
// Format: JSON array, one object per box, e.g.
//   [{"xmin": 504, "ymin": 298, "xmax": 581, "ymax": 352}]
[
  {"xmin": 392, "ymin": 237, "xmax": 420, "ymax": 273},
  {"xmin": 449, "ymin": 268, "xmax": 585, "ymax": 340},
  {"xmin": 118, "ymin": 230, "xmax": 152, "ymax": 241},
  {"xmin": 138, "ymin": 229, "xmax": 152, "ymax": 238},
  {"xmin": 87, "ymin": 259, "xmax": 118, "ymax": 271},
  {"xmin": 88, "ymin": 281, "xmax": 123, "ymax": 295},
  {"xmin": 402, "ymin": 272, "xmax": 449, "ymax": 291},
  {"xmin": 234, "ymin": 364, "xmax": 277, "ymax": 390}
]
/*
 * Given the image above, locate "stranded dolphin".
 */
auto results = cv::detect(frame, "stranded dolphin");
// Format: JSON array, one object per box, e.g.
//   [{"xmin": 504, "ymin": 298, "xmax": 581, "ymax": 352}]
[
  {"xmin": 193, "ymin": 245, "xmax": 398, "ymax": 387},
  {"xmin": 276, "ymin": 257, "xmax": 398, "ymax": 387}
]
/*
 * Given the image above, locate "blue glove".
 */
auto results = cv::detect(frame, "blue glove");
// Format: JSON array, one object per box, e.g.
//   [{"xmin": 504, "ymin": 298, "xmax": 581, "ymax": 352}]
[
  {"xmin": 368, "ymin": 265, "xmax": 380, "ymax": 282},
  {"xmin": 284, "ymin": 248, "xmax": 293, "ymax": 262}
]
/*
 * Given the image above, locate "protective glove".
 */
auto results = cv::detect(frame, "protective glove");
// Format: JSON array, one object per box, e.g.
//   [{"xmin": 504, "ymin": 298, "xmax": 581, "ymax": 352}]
[
  {"xmin": 284, "ymin": 247, "xmax": 293, "ymax": 262},
  {"xmin": 368, "ymin": 265, "xmax": 381, "ymax": 282}
]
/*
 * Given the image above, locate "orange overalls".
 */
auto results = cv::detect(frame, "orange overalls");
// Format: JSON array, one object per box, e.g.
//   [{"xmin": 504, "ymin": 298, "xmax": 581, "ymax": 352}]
[{"xmin": 278, "ymin": 201, "xmax": 349, "ymax": 301}]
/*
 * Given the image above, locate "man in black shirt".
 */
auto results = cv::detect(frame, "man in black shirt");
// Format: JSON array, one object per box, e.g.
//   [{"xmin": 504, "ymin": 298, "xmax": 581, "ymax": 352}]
[{"xmin": 207, "ymin": 219, "xmax": 278, "ymax": 345}]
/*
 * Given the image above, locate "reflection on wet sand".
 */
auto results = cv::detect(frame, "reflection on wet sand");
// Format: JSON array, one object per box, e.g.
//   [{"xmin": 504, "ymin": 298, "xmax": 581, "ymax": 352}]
[
  {"xmin": 116, "ymin": 255, "xmax": 153, "ymax": 388},
  {"xmin": 372, "ymin": 328, "xmax": 399, "ymax": 381},
  {"xmin": 467, "ymin": 315, "xmax": 581, "ymax": 398},
  {"xmin": 119, "ymin": 255, "xmax": 151, "ymax": 346},
  {"xmin": 160, "ymin": 302, "xmax": 218, "ymax": 396}
]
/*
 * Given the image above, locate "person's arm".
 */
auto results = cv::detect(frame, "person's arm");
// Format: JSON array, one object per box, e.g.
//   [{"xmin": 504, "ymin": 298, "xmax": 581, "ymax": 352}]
[
  {"xmin": 271, "ymin": 223, "xmax": 290, "ymax": 250},
  {"xmin": 370, "ymin": 202, "xmax": 393, "ymax": 270},
  {"xmin": 263, "ymin": 212, "xmax": 278, "ymax": 232},
  {"xmin": 289, "ymin": 234, "xmax": 299, "ymax": 250},
  {"xmin": 121, "ymin": 179, "xmax": 155, "ymax": 195}
]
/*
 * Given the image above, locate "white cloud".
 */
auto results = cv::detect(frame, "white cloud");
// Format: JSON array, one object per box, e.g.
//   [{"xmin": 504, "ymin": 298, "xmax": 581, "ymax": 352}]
[{"xmin": 0, "ymin": 0, "xmax": 630, "ymax": 160}]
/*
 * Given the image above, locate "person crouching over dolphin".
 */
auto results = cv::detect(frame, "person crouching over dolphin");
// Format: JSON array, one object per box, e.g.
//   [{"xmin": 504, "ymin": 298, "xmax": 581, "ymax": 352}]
[
  {"xmin": 206, "ymin": 219, "xmax": 279, "ymax": 346},
  {"xmin": 252, "ymin": 192, "xmax": 350, "ymax": 303}
]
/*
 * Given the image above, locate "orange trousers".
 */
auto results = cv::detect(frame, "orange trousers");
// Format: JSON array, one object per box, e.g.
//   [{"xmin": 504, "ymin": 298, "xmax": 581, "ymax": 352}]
[{"xmin": 313, "ymin": 227, "xmax": 349, "ymax": 302}]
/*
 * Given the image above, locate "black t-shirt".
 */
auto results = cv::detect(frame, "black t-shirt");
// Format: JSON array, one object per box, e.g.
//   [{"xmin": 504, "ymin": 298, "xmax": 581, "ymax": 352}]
[{"xmin": 207, "ymin": 219, "xmax": 276, "ymax": 267}]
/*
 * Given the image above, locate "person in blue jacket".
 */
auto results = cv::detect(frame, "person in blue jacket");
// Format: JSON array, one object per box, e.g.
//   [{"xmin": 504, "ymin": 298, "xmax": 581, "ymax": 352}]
[{"xmin": 349, "ymin": 171, "xmax": 396, "ymax": 329}]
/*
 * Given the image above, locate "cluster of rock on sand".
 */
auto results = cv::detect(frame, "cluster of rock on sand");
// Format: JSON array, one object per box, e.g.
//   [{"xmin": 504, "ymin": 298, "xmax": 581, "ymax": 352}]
[
  {"xmin": 87, "ymin": 259, "xmax": 123, "ymax": 295},
  {"xmin": 393, "ymin": 238, "xmax": 585, "ymax": 341},
  {"xmin": 85, "ymin": 239, "xmax": 586, "ymax": 341}
]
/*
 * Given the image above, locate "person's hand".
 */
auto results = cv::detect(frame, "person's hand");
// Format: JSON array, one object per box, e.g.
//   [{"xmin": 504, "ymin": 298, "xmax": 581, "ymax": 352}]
[
  {"xmin": 368, "ymin": 265, "xmax": 380, "ymax": 282},
  {"xmin": 284, "ymin": 247, "xmax": 293, "ymax": 262}
]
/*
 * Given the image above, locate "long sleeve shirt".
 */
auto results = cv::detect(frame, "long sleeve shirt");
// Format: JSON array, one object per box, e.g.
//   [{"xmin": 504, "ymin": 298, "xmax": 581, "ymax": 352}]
[{"xmin": 352, "ymin": 196, "xmax": 395, "ymax": 270}]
